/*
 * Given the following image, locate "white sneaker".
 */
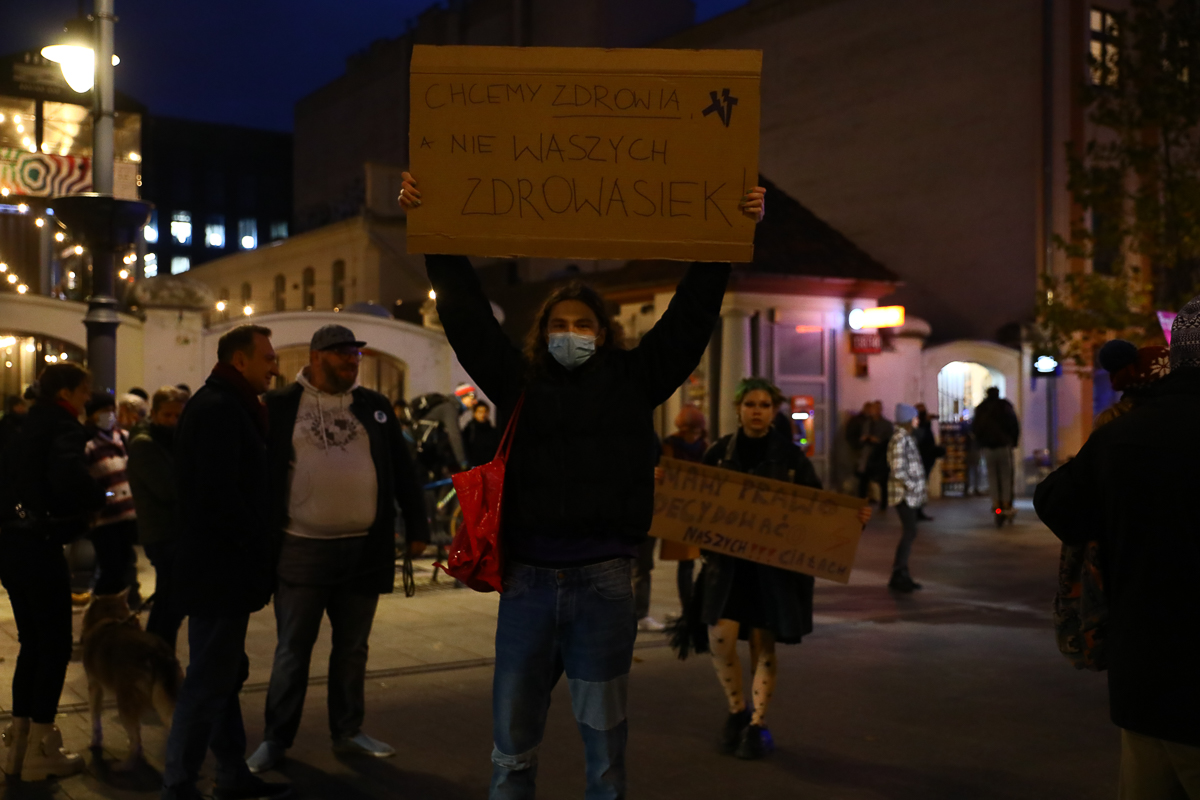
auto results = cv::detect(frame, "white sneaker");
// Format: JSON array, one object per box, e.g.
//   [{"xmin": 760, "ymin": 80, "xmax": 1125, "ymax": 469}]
[
  {"xmin": 246, "ymin": 740, "xmax": 285, "ymax": 774},
  {"xmin": 332, "ymin": 732, "xmax": 395, "ymax": 758},
  {"xmin": 637, "ymin": 616, "xmax": 666, "ymax": 632}
]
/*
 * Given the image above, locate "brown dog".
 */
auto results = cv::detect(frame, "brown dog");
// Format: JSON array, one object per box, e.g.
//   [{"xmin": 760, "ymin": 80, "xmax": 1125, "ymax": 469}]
[{"xmin": 81, "ymin": 591, "xmax": 183, "ymax": 770}]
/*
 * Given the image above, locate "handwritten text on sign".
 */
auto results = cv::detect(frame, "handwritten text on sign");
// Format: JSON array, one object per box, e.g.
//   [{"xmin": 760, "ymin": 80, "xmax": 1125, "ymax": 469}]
[
  {"xmin": 407, "ymin": 46, "xmax": 761, "ymax": 262},
  {"xmin": 650, "ymin": 458, "xmax": 868, "ymax": 584}
]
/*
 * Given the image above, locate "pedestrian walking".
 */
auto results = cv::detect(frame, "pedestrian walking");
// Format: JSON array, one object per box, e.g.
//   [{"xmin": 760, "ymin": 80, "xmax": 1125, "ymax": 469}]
[
  {"xmin": 887, "ymin": 404, "xmax": 928, "ymax": 593},
  {"xmin": 463, "ymin": 399, "xmax": 501, "ymax": 467},
  {"xmin": 1034, "ymin": 303, "xmax": 1200, "ymax": 799},
  {"xmin": 0, "ymin": 364, "xmax": 104, "ymax": 781},
  {"xmin": 126, "ymin": 385, "xmax": 188, "ymax": 651},
  {"xmin": 660, "ymin": 405, "xmax": 708, "ymax": 611},
  {"xmin": 246, "ymin": 324, "xmax": 429, "ymax": 774},
  {"xmin": 161, "ymin": 324, "xmax": 292, "ymax": 800},
  {"xmin": 399, "ymin": 169, "xmax": 765, "ymax": 800},
  {"xmin": 692, "ymin": 379, "xmax": 870, "ymax": 759},
  {"xmin": 971, "ymin": 386, "xmax": 1020, "ymax": 524}
]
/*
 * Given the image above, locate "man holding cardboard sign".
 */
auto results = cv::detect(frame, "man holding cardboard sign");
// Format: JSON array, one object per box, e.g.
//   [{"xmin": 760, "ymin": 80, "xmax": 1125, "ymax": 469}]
[
  {"xmin": 657, "ymin": 378, "xmax": 870, "ymax": 760},
  {"xmin": 406, "ymin": 45, "xmax": 760, "ymax": 263},
  {"xmin": 400, "ymin": 42, "xmax": 763, "ymax": 794}
]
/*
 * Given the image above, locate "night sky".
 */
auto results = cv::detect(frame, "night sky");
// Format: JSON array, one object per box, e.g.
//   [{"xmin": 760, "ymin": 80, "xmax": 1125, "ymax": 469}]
[{"xmin": 0, "ymin": 0, "xmax": 748, "ymax": 133}]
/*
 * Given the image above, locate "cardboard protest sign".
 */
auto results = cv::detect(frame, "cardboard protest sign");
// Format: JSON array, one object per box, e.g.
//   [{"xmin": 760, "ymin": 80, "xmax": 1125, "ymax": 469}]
[
  {"xmin": 650, "ymin": 458, "xmax": 869, "ymax": 584},
  {"xmin": 407, "ymin": 45, "xmax": 760, "ymax": 262}
]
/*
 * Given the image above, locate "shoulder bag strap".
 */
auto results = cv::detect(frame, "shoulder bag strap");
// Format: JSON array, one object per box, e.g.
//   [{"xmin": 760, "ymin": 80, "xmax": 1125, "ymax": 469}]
[{"xmin": 495, "ymin": 394, "xmax": 525, "ymax": 463}]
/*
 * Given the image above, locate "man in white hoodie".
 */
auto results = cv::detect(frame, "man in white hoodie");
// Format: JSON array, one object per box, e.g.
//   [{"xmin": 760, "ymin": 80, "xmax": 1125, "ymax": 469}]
[{"xmin": 248, "ymin": 325, "xmax": 429, "ymax": 773}]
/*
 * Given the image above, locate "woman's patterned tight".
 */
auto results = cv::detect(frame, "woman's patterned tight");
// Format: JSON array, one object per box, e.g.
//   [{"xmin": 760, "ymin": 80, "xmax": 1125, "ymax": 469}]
[{"xmin": 708, "ymin": 619, "xmax": 778, "ymax": 725}]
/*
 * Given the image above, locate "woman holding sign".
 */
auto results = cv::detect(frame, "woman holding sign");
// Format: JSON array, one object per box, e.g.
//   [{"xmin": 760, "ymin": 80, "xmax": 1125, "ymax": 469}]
[
  {"xmin": 399, "ymin": 171, "xmax": 765, "ymax": 800},
  {"xmin": 696, "ymin": 378, "xmax": 870, "ymax": 760}
]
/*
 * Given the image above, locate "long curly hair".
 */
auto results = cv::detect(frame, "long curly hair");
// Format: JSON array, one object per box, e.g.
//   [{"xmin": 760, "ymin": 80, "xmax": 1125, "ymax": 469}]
[{"xmin": 523, "ymin": 281, "xmax": 623, "ymax": 369}]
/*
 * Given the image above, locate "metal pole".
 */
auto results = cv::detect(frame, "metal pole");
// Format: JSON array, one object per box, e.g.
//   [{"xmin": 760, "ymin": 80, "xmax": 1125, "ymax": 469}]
[
  {"xmin": 1041, "ymin": 0, "xmax": 1057, "ymax": 465},
  {"xmin": 85, "ymin": 0, "xmax": 118, "ymax": 394}
]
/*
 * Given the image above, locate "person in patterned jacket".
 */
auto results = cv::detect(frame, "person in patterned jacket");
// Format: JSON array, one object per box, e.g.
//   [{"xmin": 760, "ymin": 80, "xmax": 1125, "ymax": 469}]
[
  {"xmin": 83, "ymin": 392, "xmax": 139, "ymax": 597},
  {"xmin": 887, "ymin": 404, "xmax": 928, "ymax": 593}
]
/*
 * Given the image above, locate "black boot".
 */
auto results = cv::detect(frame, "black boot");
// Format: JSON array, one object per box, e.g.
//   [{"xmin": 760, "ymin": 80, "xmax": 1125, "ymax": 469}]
[
  {"xmin": 735, "ymin": 724, "xmax": 773, "ymax": 760},
  {"xmin": 888, "ymin": 571, "xmax": 921, "ymax": 593},
  {"xmin": 719, "ymin": 709, "xmax": 751, "ymax": 754}
]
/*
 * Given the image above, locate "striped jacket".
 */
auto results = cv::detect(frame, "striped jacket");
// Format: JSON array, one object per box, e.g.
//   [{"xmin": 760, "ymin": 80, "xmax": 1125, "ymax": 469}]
[{"xmin": 84, "ymin": 428, "xmax": 137, "ymax": 527}]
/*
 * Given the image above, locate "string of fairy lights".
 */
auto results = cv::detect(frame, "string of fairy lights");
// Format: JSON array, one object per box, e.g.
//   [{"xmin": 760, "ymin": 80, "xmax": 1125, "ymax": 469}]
[{"xmin": 0, "ymin": 200, "xmax": 139, "ymax": 297}]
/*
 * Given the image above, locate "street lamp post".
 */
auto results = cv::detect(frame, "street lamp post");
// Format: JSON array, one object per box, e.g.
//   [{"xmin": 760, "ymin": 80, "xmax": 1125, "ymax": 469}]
[{"xmin": 42, "ymin": 0, "xmax": 148, "ymax": 396}]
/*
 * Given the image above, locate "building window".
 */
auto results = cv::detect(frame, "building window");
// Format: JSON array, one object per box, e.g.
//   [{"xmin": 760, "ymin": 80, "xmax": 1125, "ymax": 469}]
[
  {"xmin": 143, "ymin": 252, "xmax": 157, "ymax": 278},
  {"xmin": 170, "ymin": 212, "xmax": 192, "ymax": 246},
  {"xmin": 1091, "ymin": 209, "xmax": 1120, "ymax": 275},
  {"xmin": 241, "ymin": 281, "xmax": 252, "ymax": 314},
  {"xmin": 238, "ymin": 218, "xmax": 257, "ymax": 250},
  {"xmin": 274, "ymin": 274, "xmax": 286, "ymax": 312},
  {"xmin": 144, "ymin": 210, "xmax": 159, "ymax": 244},
  {"xmin": 170, "ymin": 256, "xmax": 190, "ymax": 275},
  {"xmin": 777, "ymin": 326, "xmax": 824, "ymax": 377},
  {"xmin": 1090, "ymin": 7, "xmax": 1120, "ymax": 87},
  {"xmin": 205, "ymin": 215, "xmax": 226, "ymax": 248},
  {"xmin": 332, "ymin": 260, "xmax": 346, "ymax": 308},
  {"xmin": 219, "ymin": 287, "xmax": 230, "ymax": 320},
  {"xmin": 270, "ymin": 221, "xmax": 289, "ymax": 241},
  {"xmin": 0, "ymin": 98, "xmax": 37, "ymax": 152},
  {"xmin": 41, "ymin": 101, "xmax": 92, "ymax": 156},
  {"xmin": 302, "ymin": 267, "xmax": 315, "ymax": 309}
]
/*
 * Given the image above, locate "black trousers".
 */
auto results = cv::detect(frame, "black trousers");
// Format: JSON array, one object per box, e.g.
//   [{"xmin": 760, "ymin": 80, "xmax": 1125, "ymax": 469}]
[
  {"xmin": 144, "ymin": 540, "xmax": 185, "ymax": 652},
  {"xmin": 0, "ymin": 532, "xmax": 73, "ymax": 723},
  {"xmin": 89, "ymin": 518, "xmax": 138, "ymax": 596}
]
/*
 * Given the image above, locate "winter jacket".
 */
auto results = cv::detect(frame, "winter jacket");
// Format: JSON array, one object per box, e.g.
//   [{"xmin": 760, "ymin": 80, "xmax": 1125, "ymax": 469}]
[
  {"xmin": 174, "ymin": 367, "xmax": 275, "ymax": 618},
  {"xmin": 425, "ymin": 253, "xmax": 728, "ymax": 559},
  {"xmin": 126, "ymin": 424, "xmax": 178, "ymax": 547},
  {"xmin": 463, "ymin": 418, "xmax": 501, "ymax": 467},
  {"xmin": 84, "ymin": 427, "xmax": 137, "ymax": 528},
  {"xmin": 0, "ymin": 401, "xmax": 104, "ymax": 538},
  {"xmin": 265, "ymin": 378, "xmax": 429, "ymax": 595},
  {"xmin": 972, "ymin": 396, "xmax": 1020, "ymax": 448},
  {"xmin": 699, "ymin": 430, "xmax": 820, "ymax": 644},
  {"xmin": 1033, "ymin": 367, "xmax": 1200, "ymax": 746}
]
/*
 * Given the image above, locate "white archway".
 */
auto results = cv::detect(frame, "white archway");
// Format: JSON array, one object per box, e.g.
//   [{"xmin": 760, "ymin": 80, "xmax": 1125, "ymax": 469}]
[{"xmin": 203, "ymin": 311, "xmax": 469, "ymax": 399}]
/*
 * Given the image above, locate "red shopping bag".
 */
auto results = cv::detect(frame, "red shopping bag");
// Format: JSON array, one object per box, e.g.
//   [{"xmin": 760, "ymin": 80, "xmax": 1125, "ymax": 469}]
[{"xmin": 435, "ymin": 395, "xmax": 523, "ymax": 592}]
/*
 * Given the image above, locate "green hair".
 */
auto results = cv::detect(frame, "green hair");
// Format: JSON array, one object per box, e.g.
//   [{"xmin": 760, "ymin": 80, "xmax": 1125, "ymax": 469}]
[{"xmin": 733, "ymin": 377, "xmax": 785, "ymax": 407}]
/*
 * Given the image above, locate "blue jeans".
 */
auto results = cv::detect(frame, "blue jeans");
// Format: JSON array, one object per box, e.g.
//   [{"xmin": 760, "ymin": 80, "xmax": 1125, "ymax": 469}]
[
  {"xmin": 162, "ymin": 615, "xmax": 253, "ymax": 798},
  {"xmin": 490, "ymin": 558, "xmax": 637, "ymax": 800}
]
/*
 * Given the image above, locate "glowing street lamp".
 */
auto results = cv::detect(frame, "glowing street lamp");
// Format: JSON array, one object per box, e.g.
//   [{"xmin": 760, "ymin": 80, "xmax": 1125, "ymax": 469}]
[{"xmin": 40, "ymin": 16, "xmax": 120, "ymax": 94}]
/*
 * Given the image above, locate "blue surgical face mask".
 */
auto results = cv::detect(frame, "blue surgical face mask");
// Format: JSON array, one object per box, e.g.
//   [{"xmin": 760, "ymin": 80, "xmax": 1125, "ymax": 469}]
[{"xmin": 548, "ymin": 331, "xmax": 597, "ymax": 370}]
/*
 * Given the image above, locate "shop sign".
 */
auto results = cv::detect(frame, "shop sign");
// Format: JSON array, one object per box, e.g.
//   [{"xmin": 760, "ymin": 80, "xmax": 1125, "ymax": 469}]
[{"xmin": 850, "ymin": 333, "xmax": 881, "ymax": 354}]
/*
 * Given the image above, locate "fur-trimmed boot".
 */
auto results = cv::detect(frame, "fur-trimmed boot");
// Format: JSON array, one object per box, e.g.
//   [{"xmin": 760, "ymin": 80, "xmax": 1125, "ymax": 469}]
[
  {"xmin": 2, "ymin": 717, "xmax": 30, "ymax": 779},
  {"xmin": 20, "ymin": 722, "xmax": 83, "ymax": 781}
]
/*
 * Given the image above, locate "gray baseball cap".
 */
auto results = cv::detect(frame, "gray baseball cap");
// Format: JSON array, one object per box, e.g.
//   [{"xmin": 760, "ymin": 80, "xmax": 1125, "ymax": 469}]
[{"xmin": 310, "ymin": 324, "xmax": 366, "ymax": 351}]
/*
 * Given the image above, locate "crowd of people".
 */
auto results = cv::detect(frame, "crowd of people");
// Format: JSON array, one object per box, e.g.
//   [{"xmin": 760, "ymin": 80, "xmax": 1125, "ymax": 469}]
[{"xmin": 0, "ymin": 161, "xmax": 1189, "ymax": 800}]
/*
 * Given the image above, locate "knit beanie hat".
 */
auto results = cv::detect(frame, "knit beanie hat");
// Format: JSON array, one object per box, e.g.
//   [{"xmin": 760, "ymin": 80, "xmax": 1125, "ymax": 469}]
[
  {"xmin": 1170, "ymin": 295, "xmax": 1200, "ymax": 369},
  {"xmin": 894, "ymin": 403, "xmax": 918, "ymax": 425},
  {"xmin": 1099, "ymin": 340, "xmax": 1170, "ymax": 391}
]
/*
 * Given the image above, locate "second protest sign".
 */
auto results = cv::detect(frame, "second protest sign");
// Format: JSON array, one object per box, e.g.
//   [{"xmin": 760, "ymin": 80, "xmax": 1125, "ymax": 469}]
[
  {"xmin": 407, "ymin": 45, "xmax": 761, "ymax": 262},
  {"xmin": 650, "ymin": 457, "xmax": 868, "ymax": 584}
]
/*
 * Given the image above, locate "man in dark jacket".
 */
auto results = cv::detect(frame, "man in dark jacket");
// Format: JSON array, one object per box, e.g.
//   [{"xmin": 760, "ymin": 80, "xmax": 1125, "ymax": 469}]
[
  {"xmin": 162, "ymin": 325, "xmax": 292, "ymax": 800},
  {"xmin": 245, "ymin": 324, "xmax": 429, "ymax": 774},
  {"xmin": 400, "ymin": 170, "xmax": 766, "ymax": 800},
  {"xmin": 1034, "ymin": 301, "xmax": 1200, "ymax": 798},
  {"xmin": 972, "ymin": 387, "xmax": 1020, "ymax": 521}
]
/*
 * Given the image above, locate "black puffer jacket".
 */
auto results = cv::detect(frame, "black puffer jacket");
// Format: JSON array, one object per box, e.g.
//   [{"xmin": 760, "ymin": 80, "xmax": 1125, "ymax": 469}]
[
  {"xmin": 174, "ymin": 370, "xmax": 275, "ymax": 618},
  {"xmin": 426, "ymin": 254, "xmax": 728, "ymax": 552},
  {"xmin": 1034, "ymin": 368, "xmax": 1200, "ymax": 747},
  {"xmin": 699, "ymin": 431, "xmax": 820, "ymax": 644},
  {"xmin": 0, "ymin": 401, "xmax": 104, "ymax": 537}
]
